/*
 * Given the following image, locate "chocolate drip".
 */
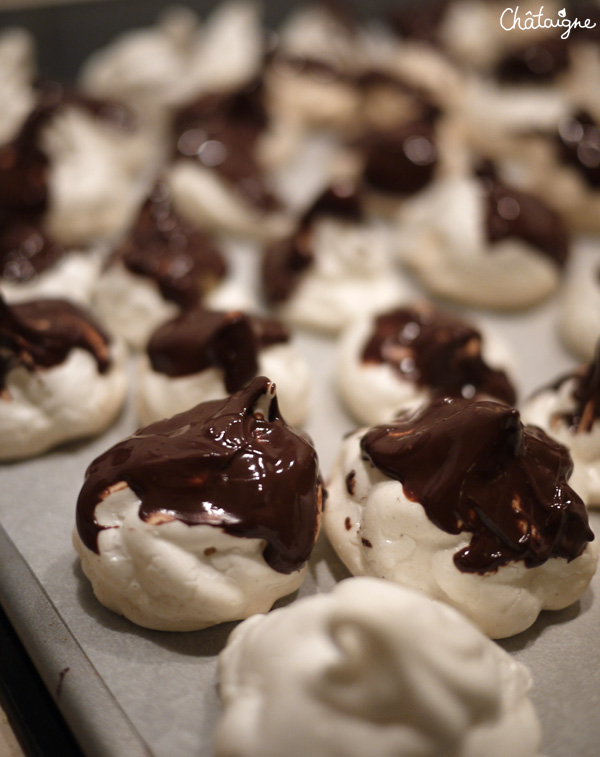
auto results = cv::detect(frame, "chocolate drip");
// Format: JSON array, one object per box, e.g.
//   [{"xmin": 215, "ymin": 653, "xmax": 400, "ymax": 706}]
[
  {"xmin": 147, "ymin": 307, "xmax": 289, "ymax": 392},
  {"xmin": 544, "ymin": 344, "xmax": 600, "ymax": 433},
  {"xmin": 0, "ymin": 81, "xmax": 132, "ymax": 219},
  {"xmin": 496, "ymin": 38, "xmax": 570, "ymax": 83},
  {"xmin": 557, "ymin": 111, "xmax": 600, "ymax": 189},
  {"xmin": 76, "ymin": 377, "xmax": 322, "ymax": 574},
  {"xmin": 112, "ymin": 183, "xmax": 227, "ymax": 309},
  {"xmin": 361, "ymin": 397, "xmax": 593, "ymax": 574},
  {"xmin": 0, "ymin": 220, "xmax": 66, "ymax": 282},
  {"xmin": 361, "ymin": 303, "xmax": 516, "ymax": 405},
  {"xmin": 262, "ymin": 180, "xmax": 363, "ymax": 304},
  {"xmin": 173, "ymin": 79, "xmax": 279, "ymax": 211},
  {"xmin": 362, "ymin": 119, "xmax": 438, "ymax": 196},
  {"xmin": 478, "ymin": 164, "xmax": 569, "ymax": 268},
  {"xmin": 0, "ymin": 295, "xmax": 110, "ymax": 390}
]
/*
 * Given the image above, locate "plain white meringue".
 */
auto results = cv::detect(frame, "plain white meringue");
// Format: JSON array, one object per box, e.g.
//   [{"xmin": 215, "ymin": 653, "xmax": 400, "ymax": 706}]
[{"xmin": 216, "ymin": 577, "xmax": 542, "ymax": 757}]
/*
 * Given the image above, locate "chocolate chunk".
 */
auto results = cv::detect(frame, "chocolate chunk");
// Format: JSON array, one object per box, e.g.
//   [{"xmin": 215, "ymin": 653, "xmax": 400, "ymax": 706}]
[
  {"xmin": 557, "ymin": 111, "xmax": 600, "ymax": 189},
  {"xmin": 477, "ymin": 163, "xmax": 569, "ymax": 268},
  {"xmin": 76, "ymin": 377, "xmax": 323, "ymax": 574},
  {"xmin": 361, "ymin": 303, "xmax": 516, "ymax": 405},
  {"xmin": 361, "ymin": 397, "xmax": 593, "ymax": 574},
  {"xmin": 147, "ymin": 307, "xmax": 289, "ymax": 393},
  {"xmin": 0, "ymin": 295, "xmax": 111, "ymax": 390},
  {"xmin": 111, "ymin": 182, "xmax": 227, "ymax": 309}
]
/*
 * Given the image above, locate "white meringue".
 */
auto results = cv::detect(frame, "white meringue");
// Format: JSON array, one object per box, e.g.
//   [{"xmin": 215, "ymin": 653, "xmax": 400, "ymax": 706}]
[{"xmin": 216, "ymin": 577, "xmax": 542, "ymax": 757}]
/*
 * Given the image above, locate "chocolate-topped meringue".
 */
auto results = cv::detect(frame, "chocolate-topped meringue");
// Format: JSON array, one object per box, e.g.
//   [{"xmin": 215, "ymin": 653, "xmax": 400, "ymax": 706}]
[
  {"xmin": 325, "ymin": 396, "xmax": 597, "ymax": 638},
  {"xmin": 74, "ymin": 377, "xmax": 323, "ymax": 631}
]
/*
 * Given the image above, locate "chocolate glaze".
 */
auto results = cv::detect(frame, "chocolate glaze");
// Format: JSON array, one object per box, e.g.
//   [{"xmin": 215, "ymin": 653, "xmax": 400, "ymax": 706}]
[
  {"xmin": 477, "ymin": 163, "xmax": 569, "ymax": 268},
  {"xmin": 0, "ymin": 81, "xmax": 132, "ymax": 219},
  {"xmin": 361, "ymin": 397, "xmax": 593, "ymax": 574},
  {"xmin": 0, "ymin": 219, "xmax": 66, "ymax": 282},
  {"xmin": 0, "ymin": 295, "xmax": 110, "ymax": 390},
  {"xmin": 361, "ymin": 303, "xmax": 516, "ymax": 404},
  {"xmin": 147, "ymin": 307, "xmax": 289, "ymax": 393},
  {"xmin": 173, "ymin": 79, "xmax": 279, "ymax": 211},
  {"xmin": 362, "ymin": 119, "xmax": 438, "ymax": 196},
  {"xmin": 76, "ymin": 377, "xmax": 322, "ymax": 574},
  {"xmin": 557, "ymin": 111, "xmax": 600, "ymax": 189},
  {"xmin": 262, "ymin": 180, "xmax": 363, "ymax": 305},
  {"xmin": 111, "ymin": 183, "xmax": 227, "ymax": 310},
  {"xmin": 496, "ymin": 38, "xmax": 570, "ymax": 84}
]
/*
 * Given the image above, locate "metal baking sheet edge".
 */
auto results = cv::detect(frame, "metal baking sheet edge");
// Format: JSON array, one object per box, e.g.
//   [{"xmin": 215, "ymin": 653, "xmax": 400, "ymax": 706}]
[{"xmin": 0, "ymin": 523, "xmax": 154, "ymax": 757}]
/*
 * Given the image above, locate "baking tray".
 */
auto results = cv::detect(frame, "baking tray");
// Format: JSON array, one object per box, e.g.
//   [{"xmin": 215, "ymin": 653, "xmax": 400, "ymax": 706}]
[{"xmin": 1, "ymin": 3, "xmax": 600, "ymax": 756}]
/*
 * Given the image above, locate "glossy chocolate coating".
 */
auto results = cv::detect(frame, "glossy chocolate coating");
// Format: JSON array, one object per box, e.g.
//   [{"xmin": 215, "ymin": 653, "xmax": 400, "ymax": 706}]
[
  {"xmin": 362, "ymin": 119, "xmax": 438, "ymax": 195},
  {"xmin": 76, "ymin": 377, "xmax": 322, "ymax": 574},
  {"xmin": 262, "ymin": 181, "xmax": 363, "ymax": 304},
  {"xmin": 147, "ymin": 307, "xmax": 289, "ymax": 393},
  {"xmin": 0, "ymin": 295, "xmax": 110, "ymax": 389},
  {"xmin": 112, "ymin": 183, "xmax": 227, "ymax": 309},
  {"xmin": 496, "ymin": 38, "xmax": 570, "ymax": 83},
  {"xmin": 0, "ymin": 219, "xmax": 66, "ymax": 282},
  {"xmin": 173, "ymin": 79, "xmax": 279, "ymax": 211},
  {"xmin": 361, "ymin": 303, "xmax": 516, "ymax": 404},
  {"xmin": 557, "ymin": 111, "xmax": 600, "ymax": 189},
  {"xmin": 361, "ymin": 397, "xmax": 593, "ymax": 574},
  {"xmin": 478, "ymin": 165, "xmax": 569, "ymax": 268}
]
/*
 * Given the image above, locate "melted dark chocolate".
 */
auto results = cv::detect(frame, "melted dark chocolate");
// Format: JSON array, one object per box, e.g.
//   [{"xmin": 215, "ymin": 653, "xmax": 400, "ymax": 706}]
[
  {"xmin": 478, "ymin": 164, "xmax": 569, "ymax": 268},
  {"xmin": 362, "ymin": 119, "xmax": 438, "ymax": 196},
  {"xmin": 545, "ymin": 344, "xmax": 600, "ymax": 433},
  {"xmin": 557, "ymin": 111, "xmax": 600, "ymax": 189},
  {"xmin": 0, "ymin": 295, "xmax": 110, "ymax": 390},
  {"xmin": 173, "ymin": 79, "xmax": 279, "ymax": 211},
  {"xmin": 147, "ymin": 307, "xmax": 289, "ymax": 393},
  {"xmin": 361, "ymin": 397, "xmax": 593, "ymax": 574},
  {"xmin": 76, "ymin": 377, "xmax": 322, "ymax": 574},
  {"xmin": 496, "ymin": 38, "xmax": 570, "ymax": 83},
  {"xmin": 261, "ymin": 181, "xmax": 363, "ymax": 305},
  {"xmin": 0, "ymin": 220, "xmax": 66, "ymax": 282},
  {"xmin": 361, "ymin": 303, "xmax": 516, "ymax": 404},
  {"xmin": 111, "ymin": 183, "xmax": 227, "ymax": 310}
]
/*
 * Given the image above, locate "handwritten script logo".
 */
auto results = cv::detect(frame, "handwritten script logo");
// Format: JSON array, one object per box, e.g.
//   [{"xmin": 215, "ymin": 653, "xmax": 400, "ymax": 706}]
[{"xmin": 500, "ymin": 5, "xmax": 597, "ymax": 39}]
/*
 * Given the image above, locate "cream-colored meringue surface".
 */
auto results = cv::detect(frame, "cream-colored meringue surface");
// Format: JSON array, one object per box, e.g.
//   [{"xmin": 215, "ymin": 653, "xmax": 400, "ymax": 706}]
[
  {"xmin": 273, "ymin": 217, "xmax": 409, "ymax": 334},
  {"xmin": 73, "ymin": 484, "xmax": 307, "ymax": 633},
  {"xmin": 324, "ymin": 428, "xmax": 598, "ymax": 639},
  {"xmin": 137, "ymin": 341, "xmax": 311, "ymax": 427},
  {"xmin": 0, "ymin": 27, "xmax": 36, "ymax": 145},
  {"xmin": 216, "ymin": 577, "xmax": 542, "ymax": 757},
  {"xmin": 395, "ymin": 175, "xmax": 563, "ymax": 309},
  {"xmin": 0, "ymin": 339, "xmax": 128, "ymax": 461}
]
